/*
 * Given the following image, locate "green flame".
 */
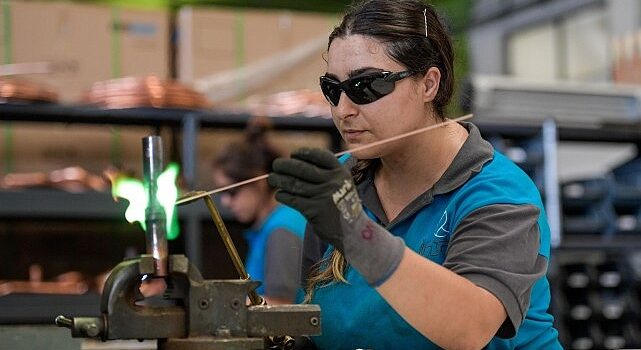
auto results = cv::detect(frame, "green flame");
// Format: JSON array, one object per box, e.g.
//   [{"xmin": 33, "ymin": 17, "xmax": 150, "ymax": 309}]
[
  {"xmin": 157, "ymin": 163, "xmax": 180, "ymax": 240},
  {"xmin": 111, "ymin": 162, "xmax": 180, "ymax": 240},
  {"xmin": 113, "ymin": 177, "xmax": 148, "ymax": 230}
]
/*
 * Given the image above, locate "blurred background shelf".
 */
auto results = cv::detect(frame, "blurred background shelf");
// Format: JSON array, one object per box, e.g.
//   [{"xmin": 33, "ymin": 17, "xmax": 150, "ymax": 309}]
[
  {"xmin": 476, "ymin": 120, "xmax": 641, "ymax": 145},
  {"xmin": 0, "ymin": 188, "xmax": 217, "ymax": 220},
  {"xmin": 0, "ymin": 103, "xmax": 338, "ymax": 132},
  {"xmin": 0, "ymin": 104, "xmax": 195, "ymax": 125},
  {"xmin": 0, "ymin": 104, "xmax": 339, "ymax": 284},
  {"xmin": 557, "ymin": 235, "xmax": 641, "ymax": 250},
  {"xmin": 0, "ymin": 294, "xmax": 100, "ymax": 324}
]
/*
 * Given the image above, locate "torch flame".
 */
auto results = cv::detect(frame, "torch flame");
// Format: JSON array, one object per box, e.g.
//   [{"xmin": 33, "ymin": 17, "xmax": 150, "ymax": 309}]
[
  {"xmin": 112, "ymin": 177, "xmax": 148, "ymax": 230},
  {"xmin": 157, "ymin": 163, "xmax": 180, "ymax": 240},
  {"xmin": 109, "ymin": 163, "xmax": 180, "ymax": 239}
]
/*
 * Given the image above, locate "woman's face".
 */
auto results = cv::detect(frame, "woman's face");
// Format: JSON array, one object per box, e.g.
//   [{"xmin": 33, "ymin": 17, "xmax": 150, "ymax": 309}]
[
  {"xmin": 212, "ymin": 170, "xmax": 266, "ymax": 224},
  {"xmin": 326, "ymin": 34, "xmax": 433, "ymax": 158}
]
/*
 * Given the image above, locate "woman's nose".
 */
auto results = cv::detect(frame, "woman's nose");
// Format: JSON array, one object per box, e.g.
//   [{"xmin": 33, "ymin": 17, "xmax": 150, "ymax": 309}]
[{"xmin": 333, "ymin": 91, "xmax": 358, "ymax": 120}]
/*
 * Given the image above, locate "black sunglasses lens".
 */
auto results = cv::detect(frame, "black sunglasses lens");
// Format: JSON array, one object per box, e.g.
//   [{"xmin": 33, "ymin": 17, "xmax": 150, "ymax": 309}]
[
  {"xmin": 345, "ymin": 74, "xmax": 392, "ymax": 104},
  {"xmin": 320, "ymin": 78, "xmax": 341, "ymax": 106},
  {"xmin": 370, "ymin": 78, "xmax": 395, "ymax": 95},
  {"xmin": 320, "ymin": 71, "xmax": 407, "ymax": 106}
]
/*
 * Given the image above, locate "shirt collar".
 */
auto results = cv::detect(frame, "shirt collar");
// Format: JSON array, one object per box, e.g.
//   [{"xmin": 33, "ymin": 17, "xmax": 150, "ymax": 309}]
[
  {"xmin": 353, "ymin": 122, "xmax": 494, "ymax": 226},
  {"xmin": 432, "ymin": 122, "xmax": 494, "ymax": 195}
]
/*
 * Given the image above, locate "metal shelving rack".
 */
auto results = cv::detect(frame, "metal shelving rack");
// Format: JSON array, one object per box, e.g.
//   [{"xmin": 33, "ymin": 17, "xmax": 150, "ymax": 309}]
[
  {"xmin": 477, "ymin": 118, "xmax": 641, "ymax": 349},
  {"xmin": 3, "ymin": 106, "xmax": 640, "ymax": 267},
  {"xmin": 476, "ymin": 119, "xmax": 641, "ymax": 249},
  {"xmin": 0, "ymin": 103, "xmax": 340, "ymax": 324},
  {"xmin": 0, "ymin": 104, "xmax": 339, "ymax": 272}
]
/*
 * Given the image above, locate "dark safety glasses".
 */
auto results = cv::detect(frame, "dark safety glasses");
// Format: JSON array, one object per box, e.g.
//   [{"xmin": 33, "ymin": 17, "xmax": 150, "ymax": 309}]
[{"xmin": 319, "ymin": 70, "xmax": 415, "ymax": 106}]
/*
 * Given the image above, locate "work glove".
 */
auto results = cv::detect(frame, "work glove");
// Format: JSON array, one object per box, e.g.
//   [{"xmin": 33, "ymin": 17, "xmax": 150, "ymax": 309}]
[{"xmin": 268, "ymin": 147, "xmax": 405, "ymax": 286}]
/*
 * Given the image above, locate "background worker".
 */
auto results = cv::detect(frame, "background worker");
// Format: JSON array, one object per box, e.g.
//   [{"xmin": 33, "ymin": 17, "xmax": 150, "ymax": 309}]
[{"xmin": 213, "ymin": 118, "xmax": 306, "ymax": 305}]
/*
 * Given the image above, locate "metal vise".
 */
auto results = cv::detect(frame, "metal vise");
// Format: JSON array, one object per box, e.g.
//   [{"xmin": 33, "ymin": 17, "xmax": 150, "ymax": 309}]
[
  {"xmin": 55, "ymin": 136, "xmax": 320, "ymax": 349},
  {"xmin": 56, "ymin": 254, "xmax": 320, "ymax": 349}
]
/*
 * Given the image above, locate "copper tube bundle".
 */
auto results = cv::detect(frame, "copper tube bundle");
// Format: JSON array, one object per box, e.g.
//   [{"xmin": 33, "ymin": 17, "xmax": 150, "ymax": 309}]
[
  {"xmin": 0, "ymin": 78, "xmax": 58, "ymax": 103},
  {"xmin": 0, "ymin": 266, "xmax": 91, "ymax": 296},
  {"xmin": 0, "ymin": 280, "xmax": 89, "ymax": 296},
  {"xmin": 1, "ymin": 166, "xmax": 108, "ymax": 192},
  {"xmin": 246, "ymin": 89, "xmax": 331, "ymax": 118},
  {"xmin": 84, "ymin": 75, "xmax": 212, "ymax": 109}
]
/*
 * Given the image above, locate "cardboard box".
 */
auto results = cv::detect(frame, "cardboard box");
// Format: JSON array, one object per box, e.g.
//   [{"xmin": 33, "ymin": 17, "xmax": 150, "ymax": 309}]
[
  {"xmin": 243, "ymin": 11, "xmax": 334, "ymax": 96},
  {"xmin": 0, "ymin": 1, "xmax": 169, "ymax": 103},
  {"xmin": 116, "ymin": 7, "xmax": 170, "ymax": 78},
  {"xmin": 0, "ymin": 122, "xmax": 157, "ymax": 176},
  {"xmin": 178, "ymin": 7, "xmax": 337, "ymax": 104},
  {"xmin": 177, "ymin": 7, "xmax": 238, "ymax": 83}
]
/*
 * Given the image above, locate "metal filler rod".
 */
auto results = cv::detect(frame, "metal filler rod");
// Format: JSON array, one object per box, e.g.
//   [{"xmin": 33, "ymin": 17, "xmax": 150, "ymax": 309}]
[
  {"xmin": 143, "ymin": 136, "xmax": 168, "ymax": 277},
  {"xmin": 175, "ymin": 113, "xmax": 473, "ymax": 206},
  {"xmin": 201, "ymin": 193, "xmax": 263, "ymax": 306}
]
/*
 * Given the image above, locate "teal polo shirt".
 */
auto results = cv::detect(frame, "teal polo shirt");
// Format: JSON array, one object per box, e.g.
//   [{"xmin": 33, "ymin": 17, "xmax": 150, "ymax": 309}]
[
  {"xmin": 300, "ymin": 122, "xmax": 562, "ymax": 349},
  {"xmin": 244, "ymin": 204, "xmax": 306, "ymax": 299}
]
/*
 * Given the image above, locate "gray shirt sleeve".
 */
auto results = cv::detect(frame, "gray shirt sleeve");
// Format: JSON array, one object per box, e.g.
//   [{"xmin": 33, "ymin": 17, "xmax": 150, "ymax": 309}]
[
  {"xmin": 443, "ymin": 204, "xmax": 547, "ymax": 339},
  {"xmin": 264, "ymin": 228, "xmax": 304, "ymax": 299}
]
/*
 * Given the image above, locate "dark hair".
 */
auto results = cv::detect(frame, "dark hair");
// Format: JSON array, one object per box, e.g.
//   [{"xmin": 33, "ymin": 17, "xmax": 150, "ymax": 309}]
[
  {"xmin": 328, "ymin": 0, "xmax": 454, "ymax": 120},
  {"xmin": 213, "ymin": 116, "xmax": 282, "ymax": 184}
]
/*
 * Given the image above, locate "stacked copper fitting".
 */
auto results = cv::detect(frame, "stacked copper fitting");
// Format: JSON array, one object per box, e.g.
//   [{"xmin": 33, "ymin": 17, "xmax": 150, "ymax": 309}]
[
  {"xmin": 246, "ymin": 89, "xmax": 331, "ymax": 118},
  {"xmin": 84, "ymin": 75, "xmax": 211, "ymax": 109},
  {"xmin": 0, "ymin": 78, "xmax": 58, "ymax": 103},
  {"xmin": 1, "ymin": 166, "xmax": 108, "ymax": 192}
]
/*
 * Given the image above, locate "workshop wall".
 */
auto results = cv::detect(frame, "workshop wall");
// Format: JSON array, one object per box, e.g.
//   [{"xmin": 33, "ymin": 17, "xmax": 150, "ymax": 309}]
[
  {"xmin": 0, "ymin": 1, "xmax": 169, "ymax": 102},
  {"xmin": 177, "ymin": 6, "xmax": 336, "ymax": 104}
]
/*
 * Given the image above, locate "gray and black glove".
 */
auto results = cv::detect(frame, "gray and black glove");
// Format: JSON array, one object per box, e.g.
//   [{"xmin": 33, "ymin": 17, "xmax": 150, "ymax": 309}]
[{"xmin": 268, "ymin": 147, "xmax": 405, "ymax": 286}]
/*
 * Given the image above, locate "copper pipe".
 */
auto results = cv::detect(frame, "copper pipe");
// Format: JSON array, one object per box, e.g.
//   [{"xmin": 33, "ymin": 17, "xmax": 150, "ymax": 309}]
[{"xmin": 143, "ymin": 136, "xmax": 168, "ymax": 277}]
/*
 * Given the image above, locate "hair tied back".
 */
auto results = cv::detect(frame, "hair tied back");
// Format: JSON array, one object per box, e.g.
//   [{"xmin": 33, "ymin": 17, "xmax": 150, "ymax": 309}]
[{"xmin": 245, "ymin": 115, "xmax": 273, "ymax": 143}]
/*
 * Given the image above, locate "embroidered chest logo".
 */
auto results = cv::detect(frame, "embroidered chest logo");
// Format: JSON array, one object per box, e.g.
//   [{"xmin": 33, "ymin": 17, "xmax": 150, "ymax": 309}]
[
  {"xmin": 418, "ymin": 210, "xmax": 450, "ymax": 258},
  {"xmin": 435, "ymin": 210, "xmax": 450, "ymax": 237}
]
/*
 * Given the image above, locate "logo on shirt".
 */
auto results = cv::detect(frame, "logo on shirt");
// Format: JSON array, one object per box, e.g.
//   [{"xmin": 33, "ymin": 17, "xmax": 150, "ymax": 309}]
[
  {"xmin": 434, "ymin": 210, "xmax": 450, "ymax": 237},
  {"xmin": 418, "ymin": 210, "xmax": 451, "ymax": 260},
  {"xmin": 419, "ymin": 236, "xmax": 449, "ymax": 258}
]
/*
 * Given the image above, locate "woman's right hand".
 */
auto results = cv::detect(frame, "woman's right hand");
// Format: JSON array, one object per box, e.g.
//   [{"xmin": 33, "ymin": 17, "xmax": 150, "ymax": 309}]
[{"xmin": 268, "ymin": 148, "xmax": 405, "ymax": 286}]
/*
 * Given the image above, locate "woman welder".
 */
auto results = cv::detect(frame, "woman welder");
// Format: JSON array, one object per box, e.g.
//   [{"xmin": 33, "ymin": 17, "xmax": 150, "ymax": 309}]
[{"xmin": 267, "ymin": 0, "xmax": 562, "ymax": 348}]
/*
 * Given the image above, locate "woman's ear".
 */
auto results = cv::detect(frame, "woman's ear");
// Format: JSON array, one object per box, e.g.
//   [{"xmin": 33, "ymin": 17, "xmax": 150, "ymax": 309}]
[{"xmin": 420, "ymin": 67, "xmax": 441, "ymax": 103}]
